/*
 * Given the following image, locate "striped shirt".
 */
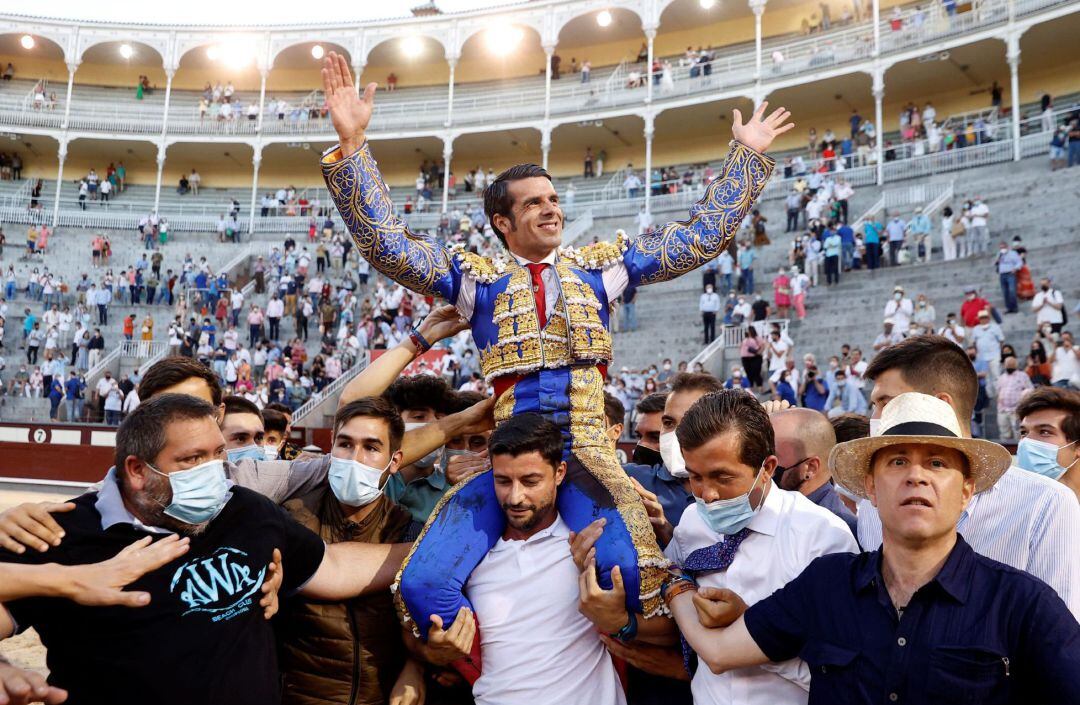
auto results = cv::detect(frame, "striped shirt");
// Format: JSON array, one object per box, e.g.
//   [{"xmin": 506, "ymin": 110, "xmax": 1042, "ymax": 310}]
[{"xmin": 857, "ymin": 466, "xmax": 1080, "ymax": 618}]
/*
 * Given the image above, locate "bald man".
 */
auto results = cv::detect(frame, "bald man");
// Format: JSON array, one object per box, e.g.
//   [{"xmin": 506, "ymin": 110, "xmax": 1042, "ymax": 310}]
[{"xmin": 770, "ymin": 407, "xmax": 857, "ymax": 537}]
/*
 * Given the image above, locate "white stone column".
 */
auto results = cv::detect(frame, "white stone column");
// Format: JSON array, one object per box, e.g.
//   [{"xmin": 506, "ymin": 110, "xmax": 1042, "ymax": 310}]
[
  {"xmin": 541, "ymin": 125, "xmax": 552, "ymax": 171},
  {"xmin": 645, "ymin": 28, "xmax": 656, "ymax": 104},
  {"xmin": 249, "ymin": 144, "xmax": 263, "ymax": 234},
  {"xmin": 61, "ymin": 61, "xmax": 79, "ymax": 130},
  {"xmin": 51, "ymin": 140, "xmax": 67, "ymax": 228},
  {"xmin": 445, "ymin": 56, "xmax": 458, "ymax": 127},
  {"xmin": 153, "ymin": 143, "xmax": 166, "ymax": 214},
  {"xmin": 353, "ymin": 62, "xmax": 365, "ymax": 95},
  {"xmin": 441, "ymin": 136, "xmax": 453, "ymax": 212},
  {"xmin": 644, "ymin": 113, "xmax": 655, "ymax": 215},
  {"xmin": 160, "ymin": 68, "xmax": 175, "ymax": 139},
  {"xmin": 872, "ymin": 0, "xmax": 881, "ymax": 57},
  {"xmin": 1007, "ymin": 35, "xmax": 1022, "ymax": 162},
  {"xmin": 543, "ymin": 44, "xmax": 555, "ymax": 123},
  {"xmin": 873, "ymin": 68, "xmax": 885, "ymax": 185},
  {"xmin": 750, "ymin": 0, "xmax": 767, "ymax": 81},
  {"xmin": 256, "ymin": 67, "xmax": 268, "ymax": 133}
]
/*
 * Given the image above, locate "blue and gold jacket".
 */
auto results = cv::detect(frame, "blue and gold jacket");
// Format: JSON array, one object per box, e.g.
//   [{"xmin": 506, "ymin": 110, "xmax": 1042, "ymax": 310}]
[{"xmin": 321, "ymin": 141, "xmax": 774, "ymax": 383}]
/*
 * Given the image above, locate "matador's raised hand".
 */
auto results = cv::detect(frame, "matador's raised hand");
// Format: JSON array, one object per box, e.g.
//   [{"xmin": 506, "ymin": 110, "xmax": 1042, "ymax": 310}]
[
  {"xmin": 322, "ymin": 51, "xmax": 377, "ymax": 157},
  {"xmin": 731, "ymin": 101, "xmax": 794, "ymax": 154}
]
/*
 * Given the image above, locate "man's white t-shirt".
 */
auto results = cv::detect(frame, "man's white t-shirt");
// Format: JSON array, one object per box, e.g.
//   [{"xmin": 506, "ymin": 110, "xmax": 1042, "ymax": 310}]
[
  {"xmin": 466, "ymin": 514, "xmax": 625, "ymax": 705},
  {"xmin": 1033, "ymin": 289, "xmax": 1064, "ymax": 325},
  {"xmin": 665, "ymin": 485, "xmax": 857, "ymax": 705}
]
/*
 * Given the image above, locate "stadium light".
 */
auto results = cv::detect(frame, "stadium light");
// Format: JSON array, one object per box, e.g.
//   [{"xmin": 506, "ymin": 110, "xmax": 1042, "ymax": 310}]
[
  {"xmin": 219, "ymin": 36, "xmax": 257, "ymax": 68},
  {"xmin": 119, "ymin": 44, "xmax": 134, "ymax": 60},
  {"xmin": 700, "ymin": 0, "xmax": 717, "ymax": 8},
  {"xmin": 487, "ymin": 25, "xmax": 523, "ymax": 55},
  {"xmin": 311, "ymin": 44, "xmax": 325, "ymax": 60},
  {"xmin": 597, "ymin": 10, "xmax": 613, "ymax": 27},
  {"xmin": 206, "ymin": 46, "xmax": 220, "ymax": 61},
  {"xmin": 20, "ymin": 35, "xmax": 35, "ymax": 50},
  {"xmin": 401, "ymin": 36, "xmax": 424, "ymax": 58}
]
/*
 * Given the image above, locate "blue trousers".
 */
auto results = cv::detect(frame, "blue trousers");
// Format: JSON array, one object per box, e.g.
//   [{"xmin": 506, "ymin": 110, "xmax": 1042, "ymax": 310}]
[
  {"xmin": 741, "ymin": 268, "xmax": 754, "ymax": 294},
  {"xmin": 1000, "ymin": 272, "xmax": 1018, "ymax": 312}
]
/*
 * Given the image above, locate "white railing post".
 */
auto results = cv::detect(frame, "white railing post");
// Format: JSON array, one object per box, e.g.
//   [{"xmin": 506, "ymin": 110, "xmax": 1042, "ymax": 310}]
[
  {"xmin": 541, "ymin": 125, "xmax": 552, "ymax": 171},
  {"xmin": 249, "ymin": 143, "xmax": 263, "ymax": 234},
  {"xmin": 152, "ymin": 142, "xmax": 166, "ymax": 215},
  {"xmin": 750, "ymin": 0, "xmax": 767, "ymax": 81},
  {"xmin": 441, "ymin": 134, "xmax": 453, "ymax": 213},
  {"xmin": 644, "ymin": 26, "xmax": 656, "ymax": 105},
  {"xmin": 256, "ymin": 66, "xmax": 269, "ymax": 133},
  {"xmin": 543, "ymin": 43, "xmax": 555, "ymax": 123},
  {"xmin": 159, "ymin": 67, "xmax": 175, "ymax": 141},
  {"xmin": 61, "ymin": 61, "xmax": 79, "ymax": 130},
  {"xmin": 51, "ymin": 139, "xmax": 67, "ymax": 228},
  {"xmin": 872, "ymin": 0, "xmax": 881, "ymax": 57},
  {"xmin": 1007, "ymin": 34, "xmax": 1022, "ymax": 162},
  {"xmin": 873, "ymin": 67, "xmax": 885, "ymax": 186},
  {"xmin": 445, "ymin": 54, "xmax": 458, "ymax": 127},
  {"xmin": 643, "ymin": 112, "xmax": 655, "ymax": 216}
]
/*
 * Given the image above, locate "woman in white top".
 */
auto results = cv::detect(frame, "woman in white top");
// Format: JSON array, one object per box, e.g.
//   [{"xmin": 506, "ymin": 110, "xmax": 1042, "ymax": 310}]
[{"xmin": 940, "ymin": 205, "xmax": 957, "ymax": 260}]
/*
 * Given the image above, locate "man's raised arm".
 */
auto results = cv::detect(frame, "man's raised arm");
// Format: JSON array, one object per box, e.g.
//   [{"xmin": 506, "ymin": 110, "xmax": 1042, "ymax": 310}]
[
  {"xmin": 300, "ymin": 541, "xmax": 412, "ymax": 601},
  {"xmin": 622, "ymin": 104, "xmax": 792, "ymax": 288},
  {"xmin": 319, "ymin": 52, "xmax": 459, "ymax": 301}
]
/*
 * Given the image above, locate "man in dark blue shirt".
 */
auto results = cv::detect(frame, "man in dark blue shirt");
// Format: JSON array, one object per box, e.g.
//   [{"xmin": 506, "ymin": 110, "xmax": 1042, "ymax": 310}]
[{"xmin": 663, "ymin": 392, "xmax": 1080, "ymax": 705}]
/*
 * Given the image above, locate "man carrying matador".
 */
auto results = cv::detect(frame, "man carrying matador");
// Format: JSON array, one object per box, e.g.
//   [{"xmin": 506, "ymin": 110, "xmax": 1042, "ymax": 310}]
[{"xmin": 318, "ymin": 52, "xmax": 792, "ymax": 670}]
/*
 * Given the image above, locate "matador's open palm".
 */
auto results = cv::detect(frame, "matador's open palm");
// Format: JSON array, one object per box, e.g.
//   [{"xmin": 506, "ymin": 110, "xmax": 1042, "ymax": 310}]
[
  {"xmin": 322, "ymin": 51, "xmax": 377, "ymax": 156},
  {"xmin": 731, "ymin": 101, "xmax": 794, "ymax": 154}
]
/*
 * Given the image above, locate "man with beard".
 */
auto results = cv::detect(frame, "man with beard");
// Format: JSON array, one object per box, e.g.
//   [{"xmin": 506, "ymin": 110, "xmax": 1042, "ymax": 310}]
[
  {"xmin": 0, "ymin": 394, "xmax": 408, "ymax": 705},
  {"xmin": 769, "ymin": 407, "xmax": 857, "ymax": 537}
]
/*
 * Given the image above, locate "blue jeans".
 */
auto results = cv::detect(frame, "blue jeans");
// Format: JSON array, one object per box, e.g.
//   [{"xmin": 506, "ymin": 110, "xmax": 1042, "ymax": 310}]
[
  {"xmin": 841, "ymin": 242, "xmax": 854, "ymax": 270},
  {"xmin": 1000, "ymin": 272, "xmax": 1018, "ymax": 312},
  {"xmin": 1069, "ymin": 141, "xmax": 1080, "ymax": 167},
  {"xmin": 721, "ymin": 272, "xmax": 733, "ymax": 293},
  {"xmin": 741, "ymin": 268, "xmax": 754, "ymax": 294},
  {"xmin": 622, "ymin": 302, "xmax": 637, "ymax": 331},
  {"xmin": 4, "ymin": 282, "xmax": 13, "ymax": 299}
]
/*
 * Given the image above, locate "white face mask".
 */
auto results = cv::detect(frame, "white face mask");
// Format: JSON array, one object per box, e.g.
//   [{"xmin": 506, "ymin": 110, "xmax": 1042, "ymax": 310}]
[{"xmin": 659, "ymin": 430, "xmax": 688, "ymax": 478}]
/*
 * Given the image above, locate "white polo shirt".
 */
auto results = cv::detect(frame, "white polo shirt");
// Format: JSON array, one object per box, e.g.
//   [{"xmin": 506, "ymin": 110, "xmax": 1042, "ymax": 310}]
[
  {"xmin": 465, "ymin": 513, "xmax": 625, "ymax": 705},
  {"xmin": 665, "ymin": 483, "xmax": 858, "ymax": 705}
]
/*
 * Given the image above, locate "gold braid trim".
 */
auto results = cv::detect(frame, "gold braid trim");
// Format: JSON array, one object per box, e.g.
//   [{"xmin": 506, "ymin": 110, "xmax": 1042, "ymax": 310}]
[{"xmin": 568, "ymin": 367, "xmax": 669, "ymax": 617}]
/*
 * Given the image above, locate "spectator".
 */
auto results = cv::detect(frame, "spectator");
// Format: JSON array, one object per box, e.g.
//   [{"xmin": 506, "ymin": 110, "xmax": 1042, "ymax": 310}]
[
  {"xmin": 911, "ymin": 294, "xmax": 937, "ymax": 335},
  {"xmin": 822, "ymin": 228, "xmax": 841, "ymax": 285},
  {"xmin": 1032, "ymin": 278, "xmax": 1066, "ymax": 333},
  {"xmin": 883, "ymin": 285, "xmax": 914, "ymax": 334},
  {"xmin": 884, "ymin": 212, "xmax": 906, "ymax": 266},
  {"xmin": 995, "ymin": 241, "xmax": 1024, "ymax": 314},
  {"xmin": 872, "ymin": 319, "xmax": 903, "ymax": 352},
  {"xmin": 968, "ymin": 197, "xmax": 991, "ymax": 255},
  {"xmin": 699, "ymin": 284, "xmax": 720, "ymax": 344},
  {"xmin": 823, "ymin": 367, "xmax": 868, "ymax": 417},
  {"xmin": 996, "ymin": 355, "xmax": 1033, "ymax": 440},
  {"xmin": 1016, "ymin": 386, "xmax": 1080, "ymax": 499},
  {"xmin": 960, "ymin": 286, "xmax": 991, "ymax": 327},
  {"xmin": 740, "ymin": 327, "xmax": 765, "ymax": 390},
  {"xmin": 771, "ymin": 267, "xmax": 791, "ymax": 320},
  {"xmin": 971, "ymin": 309, "xmax": 1005, "ymax": 386},
  {"xmin": 1049, "ymin": 331, "xmax": 1079, "ymax": 389},
  {"xmin": 738, "ymin": 241, "xmax": 756, "ymax": 294}
]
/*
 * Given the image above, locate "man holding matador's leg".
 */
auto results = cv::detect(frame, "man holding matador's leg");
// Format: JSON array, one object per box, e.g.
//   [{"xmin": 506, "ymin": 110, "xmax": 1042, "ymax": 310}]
[{"xmin": 318, "ymin": 51, "xmax": 793, "ymax": 675}]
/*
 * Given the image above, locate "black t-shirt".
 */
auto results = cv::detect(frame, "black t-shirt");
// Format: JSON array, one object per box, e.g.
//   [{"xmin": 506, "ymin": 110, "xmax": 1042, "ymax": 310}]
[
  {"xmin": 1, "ymin": 486, "xmax": 325, "ymax": 705},
  {"xmin": 751, "ymin": 299, "xmax": 769, "ymax": 321}
]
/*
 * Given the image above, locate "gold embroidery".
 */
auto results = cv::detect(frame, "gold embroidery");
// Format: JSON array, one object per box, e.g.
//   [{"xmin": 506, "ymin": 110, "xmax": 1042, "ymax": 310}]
[{"xmin": 568, "ymin": 367, "xmax": 668, "ymax": 617}]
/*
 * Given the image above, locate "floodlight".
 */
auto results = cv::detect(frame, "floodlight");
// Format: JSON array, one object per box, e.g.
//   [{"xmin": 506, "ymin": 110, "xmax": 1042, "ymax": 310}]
[
  {"xmin": 401, "ymin": 36, "xmax": 424, "ymax": 58},
  {"xmin": 311, "ymin": 45, "xmax": 325, "ymax": 60},
  {"xmin": 119, "ymin": 44, "xmax": 134, "ymax": 59},
  {"xmin": 487, "ymin": 25, "xmax": 523, "ymax": 55},
  {"xmin": 597, "ymin": 10, "xmax": 613, "ymax": 27},
  {"xmin": 20, "ymin": 35, "xmax": 35, "ymax": 50}
]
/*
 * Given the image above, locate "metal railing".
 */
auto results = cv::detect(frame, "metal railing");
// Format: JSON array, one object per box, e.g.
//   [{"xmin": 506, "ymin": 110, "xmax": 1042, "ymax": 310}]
[
  {"xmin": 562, "ymin": 209, "xmax": 595, "ymax": 247},
  {"xmin": 119, "ymin": 340, "xmax": 168, "ymax": 359},
  {"xmin": 291, "ymin": 351, "xmax": 371, "ymax": 425}
]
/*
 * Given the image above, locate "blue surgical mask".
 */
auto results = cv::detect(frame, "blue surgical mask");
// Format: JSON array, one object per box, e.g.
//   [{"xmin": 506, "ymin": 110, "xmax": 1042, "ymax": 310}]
[
  {"xmin": 329, "ymin": 455, "xmax": 390, "ymax": 507},
  {"xmin": 695, "ymin": 466, "xmax": 767, "ymax": 536},
  {"xmin": 226, "ymin": 444, "xmax": 265, "ymax": 463},
  {"xmin": 1016, "ymin": 438, "xmax": 1078, "ymax": 481},
  {"xmin": 148, "ymin": 459, "xmax": 231, "ymax": 525}
]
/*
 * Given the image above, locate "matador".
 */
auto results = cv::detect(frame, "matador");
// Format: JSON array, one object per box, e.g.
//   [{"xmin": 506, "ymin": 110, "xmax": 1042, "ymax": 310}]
[{"xmin": 318, "ymin": 52, "xmax": 791, "ymax": 672}]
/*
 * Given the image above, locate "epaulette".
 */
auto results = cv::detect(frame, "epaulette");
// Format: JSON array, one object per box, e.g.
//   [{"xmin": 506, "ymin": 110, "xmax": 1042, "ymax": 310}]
[{"xmin": 559, "ymin": 230, "xmax": 629, "ymax": 270}]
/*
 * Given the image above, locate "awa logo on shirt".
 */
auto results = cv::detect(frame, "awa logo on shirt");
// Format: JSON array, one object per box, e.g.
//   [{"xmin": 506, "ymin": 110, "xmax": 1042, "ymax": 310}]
[{"xmin": 170, "ymin": 546, "xmax": 265, "ymax": 622}]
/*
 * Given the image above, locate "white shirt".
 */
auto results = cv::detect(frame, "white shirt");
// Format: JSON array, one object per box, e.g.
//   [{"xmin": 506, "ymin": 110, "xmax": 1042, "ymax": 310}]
[
  {"xmin": 666, "ymin": 485, "xmax": 857, "ymax": 705},
  {"xmin": 969, "ymin": 202, "xmax": 989, "ymax": 227},
  {"xmin": 466, "ymin": 514, "xmax": 625, "ymax": 705},
  {"xmin": 883, "ymin": 297, "xmax": 913, "ymax": 332},
  {"xmin": 858, "ymin": 467, "xmax": 1080, "ymax": 618},
  {"xmin": 1032, "ymin": 289, "xmax": 1064, "ymax": 325},
  {"xmin": 266, "ymin": 299, "xmax": 284, "ymax": 318}
]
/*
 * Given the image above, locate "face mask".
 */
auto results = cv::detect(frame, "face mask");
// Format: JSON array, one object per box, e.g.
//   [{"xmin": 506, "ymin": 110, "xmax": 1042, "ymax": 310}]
[
  {"xmin": 148, "ymin": 459, "xmax": 230, "ymax": 525},
  {"xmin": 1016, "ymin": 438, "xmax": 1078, "ymax": 481},
  {"xmin": 894, "ymin": 293, "xmax": 902, "ymax": 300},
  {"xmin": 404, "ymin": 422, "xmax": 441, "ymax": 468},
  {"xmin": 263, "ymin": 444, "xmax": 280, "ymax": 460},
  {"xmin": 329, "ymin": 455, "xmax": 390, "ymax": 507},
  {"xmin": 1041, "ymin": 285, "xmax": 1050, "ymax": 292},
  {"xmin": 226, "ymin": 444, "xmax": 265, "ymax": 463},
  {"xmin": 632, "ymin": 444, "xmax": 663, "ymax": 467},
  {"xmin": 695, "ymin": 465, "xmax": 767, "ymax": 535},
  {"xmin": 441, "ymin": 447, "xmax": 479, "ymax": 474},
  {"xmin": 663, "ymin": 363, "xmax": 672, "ymax": 371},
  {"xmin": 834, "ymin": 482, "xmax": 861, "ymax": 503},
  {"xmin": 999, "ymin": 249, "xmax": 1008, "ymax": 255},
  {"xmin": 869, "ymin": 417, "xmax": 882, "ymax": 437},
  {"xmin": 659, "ymin": 430, "xmax": 688, "ymax": 478}
]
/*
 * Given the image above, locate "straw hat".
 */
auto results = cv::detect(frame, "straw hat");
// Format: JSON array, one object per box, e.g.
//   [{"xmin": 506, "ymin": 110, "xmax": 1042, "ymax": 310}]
[{"xmin": 830, "ymin": 393, "xmax": 1011, "ymax": 499}]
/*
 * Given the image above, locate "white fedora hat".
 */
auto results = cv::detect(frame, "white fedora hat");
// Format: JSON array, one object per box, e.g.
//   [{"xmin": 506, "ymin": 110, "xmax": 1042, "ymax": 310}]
[{"xmin": 829, "ymin": 392, "xmax": 1012, "ymax": 499}]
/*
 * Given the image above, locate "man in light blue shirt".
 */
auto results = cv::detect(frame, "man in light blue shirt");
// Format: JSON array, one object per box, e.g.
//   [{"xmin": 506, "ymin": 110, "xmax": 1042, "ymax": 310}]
[
  {"xmin": 995, "ymin": 241, "xmax": 1025, "ymax": 313},
  {"xmin": 823, "ymin": 228, "xmax": 842, "ymax": 286},
  {"xmin": 885, "ymin": 213, "xmax": 906, "ymax": 266},
  {"xmin": 906, "ymin": 210, "xmax": 932, "ymax": 261},
  {"xmin": 824, "ymin": 368, "xmax": 868, "ymax": 416},
  {"xmin": 738, "ymin": 242, "xmax": 757, "ymax": 295}
]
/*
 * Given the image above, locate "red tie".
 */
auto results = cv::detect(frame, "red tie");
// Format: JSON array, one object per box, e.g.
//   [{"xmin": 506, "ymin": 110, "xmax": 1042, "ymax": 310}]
[{"xmin": 526, "ymin": 263, "xmax": 547, "ymax": 328}]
